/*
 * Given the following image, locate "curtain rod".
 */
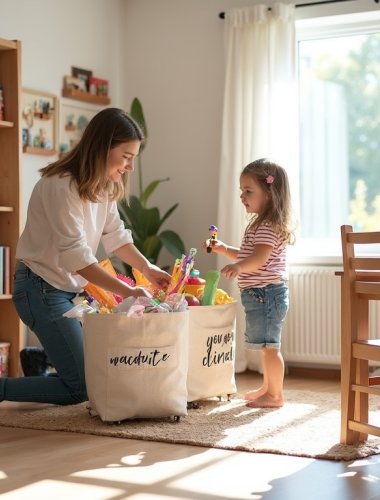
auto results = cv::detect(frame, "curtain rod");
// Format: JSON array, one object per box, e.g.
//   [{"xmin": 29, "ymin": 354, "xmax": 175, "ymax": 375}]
[{"xmin": 219, "ymin": 0, "xmax": 379, "ymax": 19}]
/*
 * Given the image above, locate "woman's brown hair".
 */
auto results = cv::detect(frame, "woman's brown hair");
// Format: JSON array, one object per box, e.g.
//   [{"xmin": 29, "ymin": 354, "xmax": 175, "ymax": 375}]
[{"xmin": 40, "ymin": 107, "xmax": 144, "ymax": 201}]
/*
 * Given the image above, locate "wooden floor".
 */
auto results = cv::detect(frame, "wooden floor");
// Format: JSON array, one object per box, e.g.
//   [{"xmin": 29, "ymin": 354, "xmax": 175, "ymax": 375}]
[{"xmin": 0, "ymin": 371, "xmax": 379, "ymax": 500}]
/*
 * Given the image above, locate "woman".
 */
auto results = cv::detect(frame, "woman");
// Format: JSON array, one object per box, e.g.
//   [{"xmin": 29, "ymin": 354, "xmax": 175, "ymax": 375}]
[{"xmin": 1, "ymin": 107, "xmax": 170, "ymax": 405}]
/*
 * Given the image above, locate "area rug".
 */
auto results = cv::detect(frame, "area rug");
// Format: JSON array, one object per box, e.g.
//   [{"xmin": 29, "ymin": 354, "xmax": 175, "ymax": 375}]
[{"xmin": 1, "ymin": 389, "xmax": 380, "ymax": 461}]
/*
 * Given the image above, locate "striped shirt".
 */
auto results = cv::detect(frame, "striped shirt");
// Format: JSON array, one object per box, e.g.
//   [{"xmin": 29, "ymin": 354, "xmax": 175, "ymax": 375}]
[{"xmin": 237, "ymin": 224, "xmax": 288, "ymax": 290}]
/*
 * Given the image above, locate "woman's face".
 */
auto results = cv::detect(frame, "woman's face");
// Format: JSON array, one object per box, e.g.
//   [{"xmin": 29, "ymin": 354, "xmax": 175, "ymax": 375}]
[
  {"xmin": 107, "ymin": 140, "xmax": 141, "ymax": 182},
  {"xmin": 239, "ymin": 173, "xmax": 270, "ymax": 215}
]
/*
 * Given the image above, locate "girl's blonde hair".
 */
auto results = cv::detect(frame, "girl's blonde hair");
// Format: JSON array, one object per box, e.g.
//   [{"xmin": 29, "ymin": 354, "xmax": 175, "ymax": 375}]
[
  {"xmin": 40, "ymin": 107, "xmax": 144, "ymax": 202},
  {"xmin": 241, "ymin": 158, "xmax": 295, "ymax": 244}
]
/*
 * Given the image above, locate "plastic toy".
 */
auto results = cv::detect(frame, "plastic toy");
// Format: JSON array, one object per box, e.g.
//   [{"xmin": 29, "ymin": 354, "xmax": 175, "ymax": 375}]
[
  {"xmin": 184, "ymin": 269, "xmax": 206, "ymax": 298},
  {"xmin": 214, "ymin": 288, "xmax": 234, "ymax": 304},
  {"xmin": 84, "ymin": 259, "xmax": 119, "ymax": 308},
  {"xmin": 201, "ymin": 269, "xmax": 221, "ymax": 306},
  {"xmin": 206, "ymin": 225, "xmax": 218, "ymax": 253},
  {"xmin": 166, "ymin": 248, "xmax": 196, "ymax": 295}
]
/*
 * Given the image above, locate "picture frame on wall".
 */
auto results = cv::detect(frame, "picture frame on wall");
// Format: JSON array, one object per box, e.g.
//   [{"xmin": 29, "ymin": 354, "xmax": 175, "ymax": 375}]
[
  {"xmin": 71, "ymin": 66, "xmax": 93, "ymax": 92},
  {"xmin": 59, "ymin": 101, "xmax": 102, "ymax": 156},
  {"xmin": 21, "ymin": 88, "xmax": 59, "ymax": 156}
]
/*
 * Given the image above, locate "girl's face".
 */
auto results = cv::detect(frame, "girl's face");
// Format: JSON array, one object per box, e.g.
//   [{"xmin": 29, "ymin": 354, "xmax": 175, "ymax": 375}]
[
  {"xmin": 239, "ymin": 173, "xmax": 270, "ymax": 215},
  {"xmin": 107, "ymin": 140, "xmax": 141, "ymax": 182}
]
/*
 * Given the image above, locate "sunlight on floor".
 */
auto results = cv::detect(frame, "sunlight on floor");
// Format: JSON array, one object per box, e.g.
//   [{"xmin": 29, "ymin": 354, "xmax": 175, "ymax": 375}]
[
  {"xmin": 1, "ymin": 480, "xmax": 123, "ymax": 500},
  {"xmin": 71, "ymin": 447, "xmax": 315, "ymax": 500}
]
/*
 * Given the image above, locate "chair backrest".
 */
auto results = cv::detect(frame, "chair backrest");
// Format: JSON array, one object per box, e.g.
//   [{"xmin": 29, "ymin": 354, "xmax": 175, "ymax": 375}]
[{"xmin": 341, "ymin": 225, "xmax": 380, "ymax": 297}]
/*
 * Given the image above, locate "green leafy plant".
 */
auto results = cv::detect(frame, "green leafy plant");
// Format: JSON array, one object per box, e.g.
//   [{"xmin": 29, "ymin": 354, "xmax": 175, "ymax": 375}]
[{"xmin": 117, "ymin": 98, "xmax": 185, "ymax": 274}]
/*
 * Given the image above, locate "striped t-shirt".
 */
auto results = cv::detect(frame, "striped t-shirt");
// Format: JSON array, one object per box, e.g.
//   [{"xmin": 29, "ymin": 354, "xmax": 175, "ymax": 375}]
[{"xmin": 237, "ymin": 224, "xmax": 288, "ymax": 290}]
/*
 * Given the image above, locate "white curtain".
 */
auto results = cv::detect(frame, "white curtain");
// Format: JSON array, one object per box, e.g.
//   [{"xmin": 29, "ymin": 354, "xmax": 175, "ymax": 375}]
[{"xmin": 217, "ymin": 3, "xmax": 298, "ymax": 372}]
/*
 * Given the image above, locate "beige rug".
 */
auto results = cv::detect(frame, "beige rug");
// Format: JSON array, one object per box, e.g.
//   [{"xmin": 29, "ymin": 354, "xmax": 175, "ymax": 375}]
[{"xmin": 1, "ymin": 389, "xmax": 379, "ymax": 461}]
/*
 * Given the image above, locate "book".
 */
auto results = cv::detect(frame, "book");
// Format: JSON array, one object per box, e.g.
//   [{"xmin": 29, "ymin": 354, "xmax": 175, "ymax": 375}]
[
  {"xmin": 0, "ymin": 246, "xmax": 3, "ymax": 295},
  {"xmin": 3, "ymin": 246, "xmax": 10, "ymax": 295}
]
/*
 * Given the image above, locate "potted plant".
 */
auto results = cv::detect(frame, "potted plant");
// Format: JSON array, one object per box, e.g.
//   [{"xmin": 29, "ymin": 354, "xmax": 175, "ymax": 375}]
[{"xmin": 116, "ymin": 98, "xmax": 185, "ymax": 276}]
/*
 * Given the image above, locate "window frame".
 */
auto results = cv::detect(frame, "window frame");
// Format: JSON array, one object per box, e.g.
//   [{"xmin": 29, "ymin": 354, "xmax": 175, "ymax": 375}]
[{"xmin": 292, "ymin": 10, "xmax": 380, "ymax": 265}]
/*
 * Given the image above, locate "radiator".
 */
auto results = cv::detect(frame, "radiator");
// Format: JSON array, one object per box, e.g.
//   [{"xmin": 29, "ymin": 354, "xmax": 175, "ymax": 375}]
[{"xmin": 282, "ymin": 265, "xmax": 380, "ymax": 367}]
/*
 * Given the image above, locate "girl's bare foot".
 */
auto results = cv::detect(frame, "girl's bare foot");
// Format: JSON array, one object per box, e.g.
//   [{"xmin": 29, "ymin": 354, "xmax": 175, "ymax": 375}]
[
  {"xmin": 244, "ymin": 387, "xmax": 266, "ymax": 401},
  {"xmin": 246, "ymin": 393, "xmax": 284, "ymax": 408}
]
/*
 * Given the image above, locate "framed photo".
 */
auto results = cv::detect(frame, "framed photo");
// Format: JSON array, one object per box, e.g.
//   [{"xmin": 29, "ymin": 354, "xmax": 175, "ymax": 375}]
[
  {"xmin": 59, "ymin": 101, "xmax": 102, "ymax": 155},
  {"xmin": 21, "ymin": 88, "xmax": 58, "ymax": 155},
  {"xmin": 71, "ymin": 66, "xmax": 93, "ymax": 92}
]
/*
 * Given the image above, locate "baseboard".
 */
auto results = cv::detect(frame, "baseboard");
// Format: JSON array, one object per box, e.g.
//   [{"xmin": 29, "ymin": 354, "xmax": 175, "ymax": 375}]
[{"xmin": 287, "ymin": 366, "xmax": 341, "ymax": 380}]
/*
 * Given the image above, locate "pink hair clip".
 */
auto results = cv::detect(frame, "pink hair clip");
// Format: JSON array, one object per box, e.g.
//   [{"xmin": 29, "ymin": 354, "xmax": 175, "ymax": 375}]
[{"xmin": 266, "ymin": 175, "xmax": 274, "ymax": 184}]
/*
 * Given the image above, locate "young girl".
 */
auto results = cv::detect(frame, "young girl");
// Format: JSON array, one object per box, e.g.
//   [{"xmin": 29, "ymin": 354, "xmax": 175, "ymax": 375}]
[
  {"xmin": 1, "ymin": 107, "xmax": 170, "ymax": 405},
  {"xmin": 209, "ymin": 158, "xmax": 294, "ymax": 408}
]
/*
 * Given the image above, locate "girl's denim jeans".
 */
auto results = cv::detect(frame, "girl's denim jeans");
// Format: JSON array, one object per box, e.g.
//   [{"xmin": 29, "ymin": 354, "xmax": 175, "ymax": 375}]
[
  {"xmin": 0, "ymin": 262, "xmax": 87, "ymax": 405},
  {"xmin": 241, "ymin": 282, "xmax": 289, "ymax": 350}
]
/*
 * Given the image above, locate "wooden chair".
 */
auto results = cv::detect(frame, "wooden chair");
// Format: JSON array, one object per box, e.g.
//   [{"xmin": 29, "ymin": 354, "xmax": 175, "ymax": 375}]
[{"xmin": 339, "ymin": 224, "xmax": 380, "ymax": 444}]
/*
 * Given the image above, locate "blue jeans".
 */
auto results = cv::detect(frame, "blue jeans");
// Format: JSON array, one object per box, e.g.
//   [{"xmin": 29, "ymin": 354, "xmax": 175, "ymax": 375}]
[
  {"xmin": 241, "ymin": 283, "xmax": 289, "ymax": 350},
  {"xmin": 0, "ymin": 262, "xmax": 87, "ymax": 404}
]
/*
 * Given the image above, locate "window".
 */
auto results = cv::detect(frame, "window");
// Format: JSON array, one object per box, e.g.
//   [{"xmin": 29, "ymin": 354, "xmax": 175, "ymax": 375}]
[{"xmin": 296, "ymin": 11, "xmax": 380, "ymax": 258}]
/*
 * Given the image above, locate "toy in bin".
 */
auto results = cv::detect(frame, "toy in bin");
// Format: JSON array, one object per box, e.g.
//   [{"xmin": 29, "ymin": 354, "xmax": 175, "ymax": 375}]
[{"xmin": 184, "ymin": 269, "xmax": 205, "ymax": 298}]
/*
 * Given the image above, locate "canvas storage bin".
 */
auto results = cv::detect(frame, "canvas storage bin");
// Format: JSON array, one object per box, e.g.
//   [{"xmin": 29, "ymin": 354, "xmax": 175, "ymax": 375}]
[
  {"xmin": 83, "ymin": 311, "xmax": 189, "ymax": 422},
  {"xmin": 187, "ymin": 302, "xmax": 237, "ymax": 402}
]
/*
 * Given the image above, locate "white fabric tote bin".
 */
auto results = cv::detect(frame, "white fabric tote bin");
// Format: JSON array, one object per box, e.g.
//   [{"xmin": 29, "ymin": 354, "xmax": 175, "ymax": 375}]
[
  {"xmin": 187, "ymin": 302, "xmax": 237, "ymax": 402},
  {"xmin": 83, "ymin": 311, "xmax": 189, "ymax": 422}
]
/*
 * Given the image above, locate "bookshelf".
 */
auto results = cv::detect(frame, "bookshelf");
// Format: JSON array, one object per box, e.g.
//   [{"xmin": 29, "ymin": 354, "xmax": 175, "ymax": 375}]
[{"xmin": 0, "ymin": 38, "xmax": 23, "ymax": 377}]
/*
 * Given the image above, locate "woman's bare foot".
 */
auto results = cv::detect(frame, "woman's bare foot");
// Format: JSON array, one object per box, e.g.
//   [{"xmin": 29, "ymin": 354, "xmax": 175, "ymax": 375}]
[
  {"xmin": 245, "ymin": 393, "xmax": 284, "ymax": 408},
  {"xmin": 244, "ymin": 387, "xmax": 266, "ymax": 401}
]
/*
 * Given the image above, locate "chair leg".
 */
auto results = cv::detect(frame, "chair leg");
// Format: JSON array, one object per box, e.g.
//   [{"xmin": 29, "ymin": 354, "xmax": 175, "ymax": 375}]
[
  {"xmin": 355, "ymin": 358, "xmax": 369, "ymax": 442},
  {"xmin": 341, "ymin": 354, "xmax": 362, "ymax": 444}
]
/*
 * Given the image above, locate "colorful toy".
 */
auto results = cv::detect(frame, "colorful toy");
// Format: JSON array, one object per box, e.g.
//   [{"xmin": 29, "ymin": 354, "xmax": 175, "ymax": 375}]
[
  {"xmin": 166, "ymin": 248, "xmax": 197, "ymax": 295},
  {"xmin": 201, "ymin": 269, "xmax": 221, "ymax": 306},
  {"xmin": 113, "ymin": 274, "xmax": 136, "ymax": 303},
  {"xmin": 207, "ymin": 225, "xmax": 218, "ymax": 253},
  {"xmin": 84, "ymin": 258, "xmax": 119, "ymax": 308},
  {"xmin": 214, "ymin": 288, "xmax": 234, "ymax": 305},
  {"xmin": 184, "ymin": 269, "xmax": 206, "ymax": 298}
]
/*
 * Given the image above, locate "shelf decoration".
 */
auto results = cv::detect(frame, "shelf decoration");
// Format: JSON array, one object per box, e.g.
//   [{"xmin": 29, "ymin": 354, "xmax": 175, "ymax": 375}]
[
  {"xmin": 59, "ymin": 101, "xmax": 102, "ymax": 156},
  {"xmin": 21, "ymin": 88, "xmax": 58, "ymax": 156},
  {"xmin": 62, "ymin": 66, "xmax": 110, "ymax": 105}
]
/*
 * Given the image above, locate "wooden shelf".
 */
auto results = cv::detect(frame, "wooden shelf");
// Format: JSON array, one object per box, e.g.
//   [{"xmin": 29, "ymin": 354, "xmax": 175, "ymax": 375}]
[
  {"xmin": 62, "ymin": 88, "xmax": 110, "ymax": 105},
  {"xmin": 0, "ymin": 119, "xmax": 14, "ymax": 128},
  {"xmin": 33, "ymin": 112, "xmax": 53, "ymax": 120},
  {"xmin": 23, "ymin": 146, "xmax": 57, "ymax": 156},
  {"xmin": 0, "ymin": 37, "xmax": 23, "ymax": 377}
]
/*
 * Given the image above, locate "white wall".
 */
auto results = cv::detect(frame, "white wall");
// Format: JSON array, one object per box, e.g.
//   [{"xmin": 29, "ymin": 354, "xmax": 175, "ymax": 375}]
[
  {"xmin": 0, "ymin": 0, "xmax": 124, "ymax": 224},
  {"xmin": 1, "ymin": 0, "xmax": 378, "ymax": 277},
  {"xmin": 119, "ymin": 0, "xmax": 379, "ymax": 273}
]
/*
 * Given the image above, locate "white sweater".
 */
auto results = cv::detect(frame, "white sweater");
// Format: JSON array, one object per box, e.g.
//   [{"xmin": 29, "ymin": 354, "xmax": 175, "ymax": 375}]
[{"xmin": 16, "ymin": 174, "xmax": 133, "ymax": 292}]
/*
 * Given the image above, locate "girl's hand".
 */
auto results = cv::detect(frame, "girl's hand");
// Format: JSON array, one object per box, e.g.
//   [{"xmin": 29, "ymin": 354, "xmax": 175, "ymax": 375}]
[
  {"xmin": 142, "ymin": 264, "xmax": 171, "ymax": 289},
  {"xmin": 203, "ymin": 239, "xmax": 227, "ymax": 254},
  {"xmin": 221, "ymin": 262, "xmax": 242, "ymax": 279}
]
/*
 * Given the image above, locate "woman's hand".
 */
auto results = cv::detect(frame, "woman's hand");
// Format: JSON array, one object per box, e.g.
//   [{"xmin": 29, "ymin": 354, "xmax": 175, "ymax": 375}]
[
  {"xmin": 128, "ymin": 285, "xmax": 152, "ymax": 299},
  {"xmin": 141, "ymin": 263, "xmax": 171, "ymax": 289},
  {"xmin": 221, "ymin": 262, "xmax": 242, "ymax": 279}
]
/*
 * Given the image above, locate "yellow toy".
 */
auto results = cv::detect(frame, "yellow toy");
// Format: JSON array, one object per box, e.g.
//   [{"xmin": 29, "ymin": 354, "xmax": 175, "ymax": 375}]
[{"xmin": 214, "ymin": 288, "xmax": 234, "ymax": 305}]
